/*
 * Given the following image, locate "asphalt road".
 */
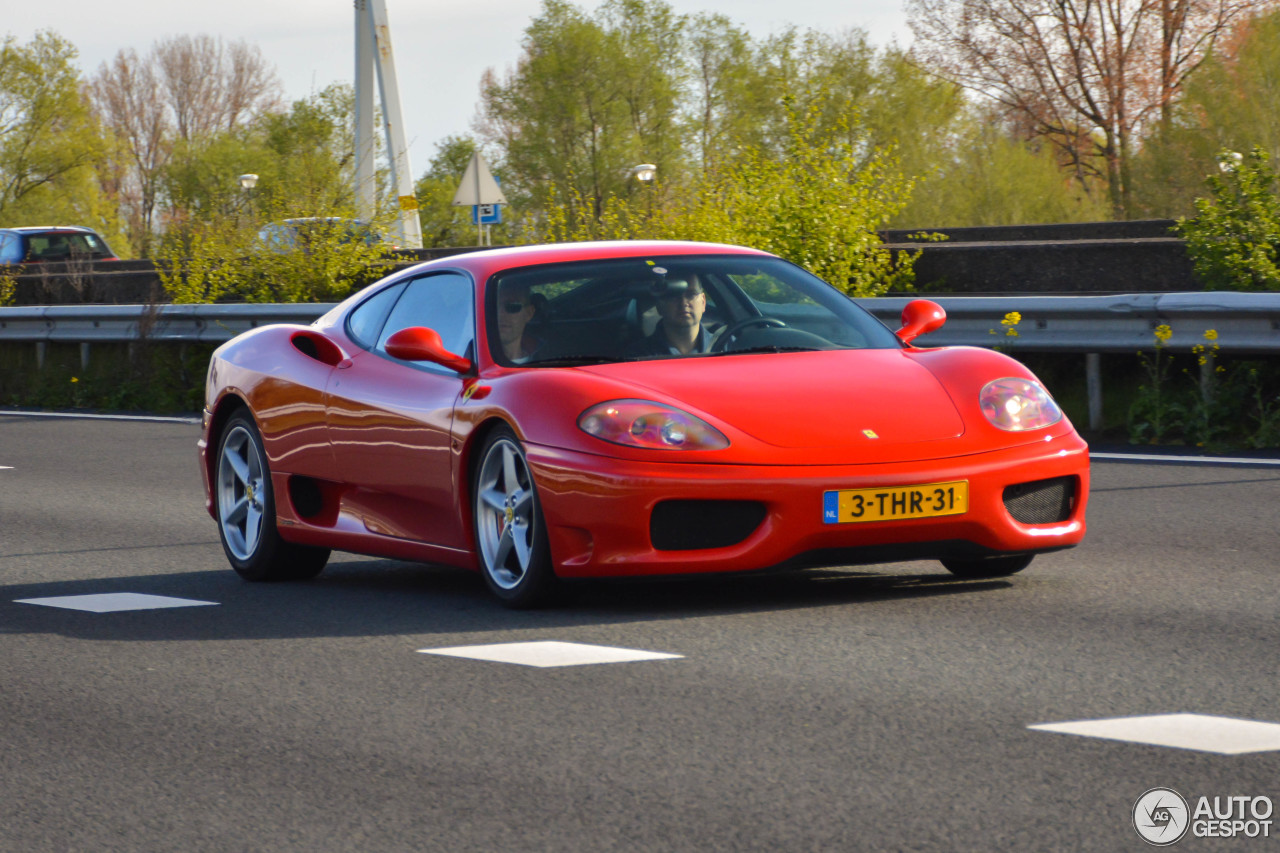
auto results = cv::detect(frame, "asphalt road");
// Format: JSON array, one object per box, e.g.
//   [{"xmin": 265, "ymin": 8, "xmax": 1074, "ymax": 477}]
[{"xmin": 2, "ymin": 413, "xmax": 1279, "ymax": 852}]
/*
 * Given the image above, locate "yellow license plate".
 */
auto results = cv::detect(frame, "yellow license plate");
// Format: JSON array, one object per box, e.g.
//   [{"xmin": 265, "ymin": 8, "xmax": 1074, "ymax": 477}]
[{"xmin": 823, "ymin": 480, "xmax": 968, "ymax": 524}]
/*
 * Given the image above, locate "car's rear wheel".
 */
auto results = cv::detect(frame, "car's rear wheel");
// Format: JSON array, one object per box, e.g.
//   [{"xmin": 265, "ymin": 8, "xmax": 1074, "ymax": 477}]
[
  {"xmin": 473, "ymin": 425, "xmax": 557, "ymax": 608},
  {"xmin": 941, "ymin": 554, "xmax": 1034, "ymax": 579},
  {"xmin": 215, "ymin": 411, "xmax": 329, "ymax": 581}
]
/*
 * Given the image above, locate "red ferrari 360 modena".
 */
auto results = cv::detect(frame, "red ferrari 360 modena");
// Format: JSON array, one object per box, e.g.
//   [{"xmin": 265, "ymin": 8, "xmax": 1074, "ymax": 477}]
[{"xmin": 198, "ymin": 240, "xmax": 1088, "ymax": 606}]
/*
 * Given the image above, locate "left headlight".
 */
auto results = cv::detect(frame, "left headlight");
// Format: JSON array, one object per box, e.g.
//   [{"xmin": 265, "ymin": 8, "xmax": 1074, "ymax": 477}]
[
  {"xmin": 979, "ymin": 378, "xmax": 1063, "ymax": 431},
  {"xmin": 578, "ymin": 399, "xmax": 730, "ymax": 450}
]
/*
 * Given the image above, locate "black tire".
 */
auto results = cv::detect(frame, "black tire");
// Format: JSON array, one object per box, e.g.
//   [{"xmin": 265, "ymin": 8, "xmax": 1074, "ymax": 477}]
[
  {"xmin": 214, "ymin": 411, "xmax": 330, "ymax": 581},
  {"xmin": 471, "ymin": 425, "xmax": 558, "ymax": 608},
  {"xmin": 941, "ymin": 554, "xmax": 1034, "ymax": 579}
]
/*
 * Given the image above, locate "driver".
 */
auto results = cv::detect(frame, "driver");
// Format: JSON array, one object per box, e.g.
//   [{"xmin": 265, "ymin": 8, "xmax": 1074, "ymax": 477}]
[
  {"xmin": 495, "ymin": 280, "xmax": 541, "ymax": 363},
  {"xmin": 630, "ymin": 276, "xmax": 713, "ymax": 356}
]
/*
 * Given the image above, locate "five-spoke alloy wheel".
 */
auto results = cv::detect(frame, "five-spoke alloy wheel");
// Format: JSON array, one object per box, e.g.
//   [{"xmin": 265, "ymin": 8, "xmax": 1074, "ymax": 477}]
[
  {"xmin": 215, "ymin": 411, "xmax": 329, "ymax": 581},
  {"xmin": 473, "ymin": 425, "xmax": 556, "ymax": 607}
]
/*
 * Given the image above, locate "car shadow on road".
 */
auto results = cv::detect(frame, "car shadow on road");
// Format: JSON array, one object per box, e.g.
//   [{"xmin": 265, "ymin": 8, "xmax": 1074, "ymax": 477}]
[{"xmin": 0, "ymin": 557, "xmax": 1014, "ymax": 643}]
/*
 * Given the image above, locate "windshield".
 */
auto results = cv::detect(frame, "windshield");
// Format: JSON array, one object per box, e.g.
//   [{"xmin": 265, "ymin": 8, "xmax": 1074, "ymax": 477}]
[{"xmin": 486, "ymin": 254, "xmax": 901, "ymax": 366}]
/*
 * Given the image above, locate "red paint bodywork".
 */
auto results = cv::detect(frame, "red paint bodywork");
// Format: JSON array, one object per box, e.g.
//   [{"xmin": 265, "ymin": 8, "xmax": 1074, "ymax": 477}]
[{"xmin": 198, "ymin": 240, "xmax": 1088, "ymax": 578}]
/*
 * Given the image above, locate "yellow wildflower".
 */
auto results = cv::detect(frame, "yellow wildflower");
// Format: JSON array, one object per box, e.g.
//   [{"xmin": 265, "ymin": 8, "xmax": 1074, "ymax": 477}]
[
  {"xmin": 70, "ymin": 377, "xmax": 79, "ymax": 383},
  {"xmin": 1001, "ymin": 311, "xmax": 1021, "ymax": 326},
  {"xmin": 1204, "ymin": 329, "xmax": 1219, "ymax": 342},
  {"xmin": 1154, "ymin": 324, "xmax": 1173, "ymax": 344}
]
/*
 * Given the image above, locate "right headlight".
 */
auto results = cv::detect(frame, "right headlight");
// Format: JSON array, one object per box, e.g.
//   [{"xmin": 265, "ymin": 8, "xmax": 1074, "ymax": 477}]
[{"xmin": 979, "ymin": 378, "xmax": 1063, "ymax": 431}]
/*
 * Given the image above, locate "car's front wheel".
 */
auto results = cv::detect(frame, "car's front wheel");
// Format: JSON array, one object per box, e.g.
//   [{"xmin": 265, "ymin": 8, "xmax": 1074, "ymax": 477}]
[
  {"xmin": 215, "ymin": 411, "xmax": 329, "ymax": 581},
  {"xmin": 472, "ymin": 425, "xmax": 557, "ymax": 608},
  {"xmin": 941, "ymin": 554, "xmax": 1034, "ymax": 579}
]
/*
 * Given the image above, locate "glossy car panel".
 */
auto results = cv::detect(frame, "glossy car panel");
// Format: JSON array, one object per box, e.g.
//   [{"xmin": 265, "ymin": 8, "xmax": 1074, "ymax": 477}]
[{"xmin": 199, "ymin": 240, "xmax": 1089, "ymax": 599}]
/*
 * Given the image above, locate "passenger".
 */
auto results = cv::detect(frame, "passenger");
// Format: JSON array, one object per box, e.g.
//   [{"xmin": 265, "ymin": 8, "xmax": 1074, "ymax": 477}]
[
  {"xmin": 630, "ymin": 276, "xmax": 712, "ymax": 356},
  {"xmin": 496, "ymin": 281, "xmax": 541, "ymax": 363}
]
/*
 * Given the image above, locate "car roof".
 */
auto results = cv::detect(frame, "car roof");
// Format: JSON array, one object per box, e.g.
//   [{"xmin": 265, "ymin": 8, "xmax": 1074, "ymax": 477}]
[
  {"xmin": 401, "ymin": 240, "xmax": 775, "ymax": 282},
  {"xmin": 1, "ymin": 226, "xmax": 104, "ymax": 235}
]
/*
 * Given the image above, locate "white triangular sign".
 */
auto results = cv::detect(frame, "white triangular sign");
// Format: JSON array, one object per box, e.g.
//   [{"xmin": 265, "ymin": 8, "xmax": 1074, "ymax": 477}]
[{"xmin": 452, "ymin": 152, "xmax": 507, "ymax": 206}]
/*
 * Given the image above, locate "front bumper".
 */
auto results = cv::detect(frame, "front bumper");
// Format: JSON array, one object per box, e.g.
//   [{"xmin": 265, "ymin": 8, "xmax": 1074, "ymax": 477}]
[{"xmin": 526, "ymin": 432, "xmax": 1089, "ymax": 578}]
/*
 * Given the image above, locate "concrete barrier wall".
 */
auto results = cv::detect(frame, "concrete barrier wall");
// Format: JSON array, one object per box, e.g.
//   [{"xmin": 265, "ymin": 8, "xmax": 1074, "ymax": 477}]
[
  {"xmin": 2, "ymin": 220, "xmax": 1201, "ymax": 304},
  {"xmin": 883, "ymin": 219, "xmax": 1197, "ymax": 294}
]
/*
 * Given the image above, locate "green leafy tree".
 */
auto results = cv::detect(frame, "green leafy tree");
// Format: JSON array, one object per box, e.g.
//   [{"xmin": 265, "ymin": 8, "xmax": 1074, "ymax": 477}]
[
  {"xmin": 896, "ymin": 108, "xmax": 1110, "ymax": 227},
  {"xmin": 1132, "ymin": 9, "xmax": 1280, "ymax": 219},
  {"xmin": 478, "ymin": 0, "xmax": 686, "ymax": 221},
  {"xmin": 907, "ymin": 0, "xmax": 1256, "ymax": 219},
  {"xmin": 672, "ymin": 101, "xmax": 916, "ymax": 295},
  {"xmin": 544, "ymin": 99, "xmax": 916, "ymax": 295},
  {"xmin": 163, "ymin": 84, "xmax": 361, "ymax": 224},
  {"xmin": 684, "ymin": 14, "xmax": 772, "ymax": 168},
  {"xmin": 0, "ymin": 141, "xmax": 131, "ymax": 256},
  {"xmin": 477, "ymin": 0, "xmax": 965, "ymax": 249},
  {"xmin": 0, "ymin": 31, "xmax": 103, "ymax": 221},
  {"xmin": 1177, "ymin": 146, "xmax": 1280, "ymax": 290},
  {"xmin": 158, "ymin": 84, "xmax": 396, "ymax": 304}
]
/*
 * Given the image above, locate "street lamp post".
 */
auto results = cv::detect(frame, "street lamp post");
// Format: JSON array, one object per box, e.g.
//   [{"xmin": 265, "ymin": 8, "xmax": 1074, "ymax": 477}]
[
  {"xmin": 632, "ymin": 164, "xmax": 657, "ymax": 229},
  {"xmin": 236, "ymin": 173, "xmax": 259, "ymax": 228}
]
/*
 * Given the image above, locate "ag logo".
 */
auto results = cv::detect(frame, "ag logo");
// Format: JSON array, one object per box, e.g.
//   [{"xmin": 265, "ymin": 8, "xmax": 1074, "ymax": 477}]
[{"xmin": 1133, "ymin": 788, "xmax": 1190, "ymax": 846}]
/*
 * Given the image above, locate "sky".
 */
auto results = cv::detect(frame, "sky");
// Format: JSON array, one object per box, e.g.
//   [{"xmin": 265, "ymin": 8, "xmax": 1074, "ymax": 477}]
[{"xmin": 9, "ymin": 1, "xmax": 910, "ymax": 173}]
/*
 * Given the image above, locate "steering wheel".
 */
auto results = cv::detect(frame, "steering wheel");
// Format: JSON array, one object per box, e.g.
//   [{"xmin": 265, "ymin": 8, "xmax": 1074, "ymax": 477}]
[{"xmin": 711, "ymin": 316, "xmax": 787, "ymax": 352}]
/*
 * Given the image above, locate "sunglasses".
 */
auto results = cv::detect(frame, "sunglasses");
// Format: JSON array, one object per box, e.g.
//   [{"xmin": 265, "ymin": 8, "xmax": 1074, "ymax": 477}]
[
  {"xmin": 659, "ymin": 289, "xmax": 703, "ymax": 301},
  {"xmin": 500, "ymin": 301, "xmax": 529, "ymax": 313}
]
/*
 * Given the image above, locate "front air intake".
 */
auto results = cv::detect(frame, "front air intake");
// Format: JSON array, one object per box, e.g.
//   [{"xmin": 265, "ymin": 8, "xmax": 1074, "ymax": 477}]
[
  {"xmin": 650, "ymin": 500, "xmax": 766, "ymax": 551},
  {"xmin": 1003, "ymin": 476, "xmax": 1075, "ymax": 524}
]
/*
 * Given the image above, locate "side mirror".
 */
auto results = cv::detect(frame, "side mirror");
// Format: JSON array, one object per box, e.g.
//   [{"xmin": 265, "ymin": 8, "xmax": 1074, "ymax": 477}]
[
  {"xmin": 384, "ymin": 327, "xmax": 473, "ymax": 374},
  {"xmin": 896, "ymin": 299, "xmax": 946, "ymax": 345}
]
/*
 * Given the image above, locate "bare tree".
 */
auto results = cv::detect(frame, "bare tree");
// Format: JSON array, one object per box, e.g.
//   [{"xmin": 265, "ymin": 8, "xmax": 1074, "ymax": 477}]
[
  {"xmin": 155, "ymin": 35, "xmax": 223, "ymax": 142},
  {"xmin": 89, "ymin": 36, "xmax": 282, "ymax": 253},
  {"xmin": 154, "ymin": 35, "xmax": 281, "ymax": 141},
  {"xmin": 89, "ymin": 49, "xmax": 169, "ymax": 253},
  {"xmin": 907, "ymin": 0, "xmax": 1266, "ymax": 216},
  {"xmin": 224, "ymin": 41, "xmax": 283, "ymax": 131}
]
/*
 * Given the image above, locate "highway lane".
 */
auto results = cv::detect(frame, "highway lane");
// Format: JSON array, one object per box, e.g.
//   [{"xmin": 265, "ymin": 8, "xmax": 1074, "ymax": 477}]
[{"xmin": 2, "ymin": 413, "xmax": 1279, "ymax": 851}]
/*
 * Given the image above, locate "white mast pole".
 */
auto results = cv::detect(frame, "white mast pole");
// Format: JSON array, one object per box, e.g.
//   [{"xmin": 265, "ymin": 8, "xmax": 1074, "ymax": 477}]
[
  {"xmin": 353, "ymin": 0, "xmax": 376, "ymax": 221},
  {"xmin": 359, "ymin": 0, "xmax": 423, "ymax": 249}
]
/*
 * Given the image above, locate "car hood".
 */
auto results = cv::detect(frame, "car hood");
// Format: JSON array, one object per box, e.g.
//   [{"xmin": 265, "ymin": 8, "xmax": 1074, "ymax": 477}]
[{"xmin": 575, "ymin": 349, "xmax": 965, "ymax": 455}]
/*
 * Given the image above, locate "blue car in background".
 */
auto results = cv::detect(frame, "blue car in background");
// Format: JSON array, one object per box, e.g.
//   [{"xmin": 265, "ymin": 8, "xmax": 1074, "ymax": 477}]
[{"xmin": 0, "ymin": 226, "xmax": 118, "ymax": 264}]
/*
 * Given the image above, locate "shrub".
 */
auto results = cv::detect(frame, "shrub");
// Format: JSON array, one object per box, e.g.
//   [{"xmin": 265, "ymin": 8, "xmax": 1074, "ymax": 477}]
[{"xmin": 1177, "ymin": 147, "xmax": 1280, "ymax": 291}]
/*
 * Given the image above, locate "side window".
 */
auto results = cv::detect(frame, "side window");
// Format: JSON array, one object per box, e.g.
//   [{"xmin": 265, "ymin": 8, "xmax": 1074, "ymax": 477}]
[
  {"xmin": 347, "ymin": 281, "xmax": 407, "ymax": 349},
  {"xmin": 0, "ymin": 233, "xmax": 18, "ymax": 265},
  {"xmin": 377, "ymin": 272, "xmax": 475, "ymax": 360}
]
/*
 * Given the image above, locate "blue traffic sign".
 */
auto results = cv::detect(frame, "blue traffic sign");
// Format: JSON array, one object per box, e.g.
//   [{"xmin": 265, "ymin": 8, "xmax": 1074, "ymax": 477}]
[{"xmin": 472, "ymin": 204, "xmax": 502, "ymax": 225}]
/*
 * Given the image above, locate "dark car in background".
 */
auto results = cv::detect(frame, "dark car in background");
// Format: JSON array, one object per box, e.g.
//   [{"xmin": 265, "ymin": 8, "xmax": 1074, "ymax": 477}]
[{"xmin": 0, "ymin": 226, "xmax": 119, "ymax": 265}]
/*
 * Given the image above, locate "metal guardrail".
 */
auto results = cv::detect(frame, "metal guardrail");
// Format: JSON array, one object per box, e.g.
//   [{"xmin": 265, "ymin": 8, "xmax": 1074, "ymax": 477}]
[
  {"xmin": 865, "ymin": 292, "xmax": 1280, "ymax": 353},
  {"xmin": 0, "ymin": 303, "xmax": 325, "ymax": 344},
  {"xmin": 2, "ymin": 293, "xmax": 1277, "ymax": 430},
  {"xmin": 1, "ymin": 292, "xmax": 1276, "ymax": 350}
]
